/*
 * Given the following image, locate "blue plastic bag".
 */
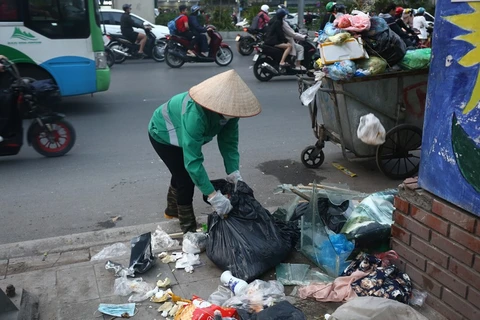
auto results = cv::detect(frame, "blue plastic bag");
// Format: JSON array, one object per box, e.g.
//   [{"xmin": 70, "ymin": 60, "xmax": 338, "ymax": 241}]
[{"xmin": 322, "ymin": 60, "xmax": 357, "ymax": 81}]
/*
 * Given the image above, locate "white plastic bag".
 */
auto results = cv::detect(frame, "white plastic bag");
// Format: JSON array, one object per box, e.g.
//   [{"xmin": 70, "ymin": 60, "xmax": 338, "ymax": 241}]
[
  {"xmin": 300, "ymin": 81, "xmax": 322, "ymax": 106},
  {"xmin": 91, "ymin": 243, "xmax": 129, "ymax": 261},
  {"xmin": 151, "ymin": 226, "xmax": 179, "ymax": 250},
  {"xmin": 357, "ymin": 113, "xmax": 386, "ymax": 145},
  {"xmin": 182, "ymin": 232, "xmax": 208, "ymax": 254},
  {"xmin": 114, "ymin": 277, "xmax": 144, "ymax": 296},
  {"xmin": 175, "ymin": 253, "xmax": 201, "ymax": 269}
]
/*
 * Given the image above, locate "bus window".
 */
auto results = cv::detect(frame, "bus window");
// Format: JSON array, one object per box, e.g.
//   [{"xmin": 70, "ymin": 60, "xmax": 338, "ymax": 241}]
[
  {"xmin": 24, "ymin": 0, "xmax": 90, "ymax": 39},
  {"xmin": 0, "ymin": 0, "xmax": 21, "ymax": 21}
]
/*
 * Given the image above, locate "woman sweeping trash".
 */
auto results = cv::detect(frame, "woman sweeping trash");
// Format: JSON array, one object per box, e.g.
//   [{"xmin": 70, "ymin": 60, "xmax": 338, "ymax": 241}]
[{"xmin": 148, "ymin": 70, "xmax": 262, "ymax": 233}]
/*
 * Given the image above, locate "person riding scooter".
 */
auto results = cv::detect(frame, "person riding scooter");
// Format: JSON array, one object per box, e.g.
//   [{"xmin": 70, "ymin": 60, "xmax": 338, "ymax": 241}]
[
  {"xmin": 264, "ymin": 9, "xmax": 292, "ymax": 67},
  {"xmin": 175, "ymin": 5, "xmax": 197, "ymax": 57},
  {"xmin": 120, "ymin": 4, "xmax": 147, "ymax": 57},
  {"xmin": 189, "ymin": 5, "xmax": 211, "ymax": 57},
  {"xmin": 282, "ymin": 16, "xmax": 307, "ymax": 70}
]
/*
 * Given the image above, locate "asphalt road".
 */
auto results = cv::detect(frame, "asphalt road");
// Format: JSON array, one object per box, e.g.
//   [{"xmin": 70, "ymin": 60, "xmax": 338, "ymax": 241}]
[{"xmin": 0, "ymin": 45, "xmax": 399, "ymax": 244}]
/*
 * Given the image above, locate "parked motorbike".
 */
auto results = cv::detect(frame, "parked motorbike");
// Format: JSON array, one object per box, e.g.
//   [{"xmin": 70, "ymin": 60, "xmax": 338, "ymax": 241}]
[
  {"xmin": 164, "ymin": 25, "xmax": 233, "ymax": 68},
  {"xmin": 236, "ymin": 27, "xmax": 265, "ymax": 56},
  {"xmin": 0, "ymin": 58, "xmax": 76, "ymax": 157},
  {"xmin": 106, "ymin": 23, "xmax": 166, "ymax": 63},
  {"xmin": 252, "ymin": 37, "xmax": 319, "ymax": 82}
]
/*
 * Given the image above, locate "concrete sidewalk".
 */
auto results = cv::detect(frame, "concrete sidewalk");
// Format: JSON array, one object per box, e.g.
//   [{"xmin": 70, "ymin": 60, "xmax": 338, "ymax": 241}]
[{"xmin": 0, "ymin": 222, "xmax": 444, "ymax": 320}]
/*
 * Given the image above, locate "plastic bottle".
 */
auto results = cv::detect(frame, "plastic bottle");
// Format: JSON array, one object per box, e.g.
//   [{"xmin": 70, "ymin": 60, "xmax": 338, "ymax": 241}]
[{"xmin": 220, "ymin": 271, "xmax": 248, "ymax": 295}]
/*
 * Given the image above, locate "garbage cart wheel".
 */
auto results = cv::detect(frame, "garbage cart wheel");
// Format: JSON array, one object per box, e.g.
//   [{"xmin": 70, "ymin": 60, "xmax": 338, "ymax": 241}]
[
  {"xmin": 301, "ymin": 146, "xmax": 325, "ymax": 169},
  {"xmin": 376, "ymin": 124, "xmax": 422, "ymax": 180}
]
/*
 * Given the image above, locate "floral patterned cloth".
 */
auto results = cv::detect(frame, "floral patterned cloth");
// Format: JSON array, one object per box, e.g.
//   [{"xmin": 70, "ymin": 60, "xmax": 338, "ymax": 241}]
[{"xmin": 341, "ymin": 253, "xmax": 412, "ymax": 304}]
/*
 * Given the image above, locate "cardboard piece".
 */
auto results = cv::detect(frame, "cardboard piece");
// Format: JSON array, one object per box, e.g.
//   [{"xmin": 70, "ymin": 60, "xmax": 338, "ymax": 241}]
[{"xmin": 320, "ymin": 38, "xmax": 369, "ymax": 65}]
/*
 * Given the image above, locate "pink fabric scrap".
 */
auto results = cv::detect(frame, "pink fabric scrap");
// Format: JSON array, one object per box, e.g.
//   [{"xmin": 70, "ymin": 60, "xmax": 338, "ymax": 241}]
[
  {"xmin": 298, "ymin": 270, "xmax": 369, "ymax": 302},
  {"xmin": 334, "ymin": 14, "xmax": 371, "ymax": 32}
]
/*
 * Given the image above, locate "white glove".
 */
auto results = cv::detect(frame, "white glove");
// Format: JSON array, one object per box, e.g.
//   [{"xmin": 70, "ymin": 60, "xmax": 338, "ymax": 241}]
[
  {"xmin": 226, "ymin": 170, "xmax": 243, "ymax": 185},
  {"xmin": 208, "ymin": 190, "xmax": 233, "ymax": 218}
]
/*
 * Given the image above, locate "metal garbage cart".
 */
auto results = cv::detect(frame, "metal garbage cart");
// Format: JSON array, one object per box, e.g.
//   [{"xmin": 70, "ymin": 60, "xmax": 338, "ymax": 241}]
[{"xmin": 297, "ymin": 69, "xmax": 429, "ymax": 179}]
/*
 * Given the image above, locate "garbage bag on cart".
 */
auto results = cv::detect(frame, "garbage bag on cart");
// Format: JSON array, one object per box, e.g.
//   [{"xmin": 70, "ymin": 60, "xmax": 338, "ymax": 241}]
[
  {"xmin": 399, "ymin": 48, "xmax": 432, "ymax": 70},
  {"xmin": 206, "ymin": 180, "xmax": 300, "ymax": 282},
  {"xmin": 323, "ymin": 60, "xmax": 357, "ymax": 81},
  {"xmin": 362, "ymin": 21, "xmax": 406, "ymax": 66}
]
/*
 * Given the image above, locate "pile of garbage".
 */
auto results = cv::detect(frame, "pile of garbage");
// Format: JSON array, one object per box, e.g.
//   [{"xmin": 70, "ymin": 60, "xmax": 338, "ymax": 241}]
[
  {"xmin": 92, "ymin": 180, "xmax": 428, "ymax": 319},
  {"xmin": 314, "ymin": 14, "xmax": 432, "ymax": 81}
]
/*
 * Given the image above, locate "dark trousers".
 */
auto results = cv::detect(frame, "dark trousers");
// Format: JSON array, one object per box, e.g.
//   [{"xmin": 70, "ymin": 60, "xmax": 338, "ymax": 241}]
[
  {"xmin": 177, "ymin": 31, "xmax": 198, "ymax": 50},
  {"xmin": 149, "ymin": 133, "xmax": 195, "ymax": 205}
]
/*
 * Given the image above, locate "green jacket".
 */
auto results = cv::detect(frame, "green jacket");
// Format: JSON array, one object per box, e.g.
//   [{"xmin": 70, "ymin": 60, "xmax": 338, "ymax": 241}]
[{"xmin": 148, "ymin": 92, "xmax": 239, "ymax": 195}]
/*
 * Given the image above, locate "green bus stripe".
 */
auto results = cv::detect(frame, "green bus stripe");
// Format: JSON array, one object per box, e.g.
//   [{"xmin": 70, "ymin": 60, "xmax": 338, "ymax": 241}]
[
  {"xmin": 0, "ymin": 44, "xmax": 35, "ymax": 64},
  {"xmin": 88, "ymin": 0, "xmax": 104, "ymax": 52}
]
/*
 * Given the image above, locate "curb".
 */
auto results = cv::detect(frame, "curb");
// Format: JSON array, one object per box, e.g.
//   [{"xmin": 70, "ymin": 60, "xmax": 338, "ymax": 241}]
[{"xmin": 0, "ymin": 220, "xmax": 185, "ymax": 260}]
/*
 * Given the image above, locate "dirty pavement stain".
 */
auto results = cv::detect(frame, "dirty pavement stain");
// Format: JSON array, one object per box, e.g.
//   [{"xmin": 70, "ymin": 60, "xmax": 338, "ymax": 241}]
[
  {"xmin": 257, "ymin": 160, "xmax": 326, "ymax": 185},
  {"xmin": 96, "ymin": 216, "xmax": 123, "ymax": 229}
]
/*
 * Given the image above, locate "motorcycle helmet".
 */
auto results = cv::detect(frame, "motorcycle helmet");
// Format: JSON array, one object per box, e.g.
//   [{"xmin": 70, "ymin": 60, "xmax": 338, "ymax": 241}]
[
  {"xmin": 122, "ymin": 3, "xmax": 132, "ymax": 11},
  {"xmin": 277, "ymin": 4, "xmax": 289, "ymax": 14},
  {"xmin": 326, "ymin": 2, "xmax": 337, "ymax": 13},
  {"xmin": 395, "ymin": 7, "xmax": 404, "ymax": 16},
  {"xmin": 191, "ymin": 5, "xmax": 201, "ymax": 14},
  {"xmin": 261, "ymin": 5, "xmax": 269, "ymax": 13},
  {"xmin": 417, "ymin": 7, "xmax": 425, "ymax": 14},
  {"xmin": 276, "ymin": 8, "xmax": 287, "ymax": 19}
]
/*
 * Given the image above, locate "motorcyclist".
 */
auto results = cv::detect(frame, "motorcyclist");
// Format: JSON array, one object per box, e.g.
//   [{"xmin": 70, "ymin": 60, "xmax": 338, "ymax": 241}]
[
  {"xmin": 264, "ymin": 9, "xmax": 292, "ymax": 67},
  {"xmin": 379, "ymin": 3, "xmax": 415, "ymax": 48},
  {"xmin": 256, "ymin": 5, "xmax": 270, "ymax": 32},
  {"xmin": 120, "ymin": 4, "xmax": 147, "ymax": 57},
  {"xmin": 413, "ymin": 7, "xmax": 429, "ymax": 46},
  {"xmin": 189, "ymin": 5, "xmax": 210, "ymax": 57},
  {"xmin": 282, "ymin": 17, "xmax": 307, "ymax": 70},
  {"xmin": 320, "ymin": 2, "xmax": 338, "ymax": 31},
  {"xmin": 175, "ymin": 5, "xmax": 197, "ymax": 57},
  {"xmin": 148, "ymin": 70, "xmax": 261, "ymax": 233}
]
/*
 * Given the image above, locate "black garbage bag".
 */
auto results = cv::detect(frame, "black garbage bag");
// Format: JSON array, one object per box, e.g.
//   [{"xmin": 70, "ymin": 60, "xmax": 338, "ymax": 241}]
[
  {"xmin": 293, "ymin": 198, "xmax": 348, "ymax": 233},
  {"xmin": 206, "ymin": 180, "xmax": 300, "ymax": 282},
  {"xmin": 363, "ymin": 29, "xmax": 407, "ymax": 66},
  {"xmin": 129, "ymin": 232, "xmax": 155, "ymax": 275},
  {"xmin": 237, "ymin": 301, "xmax": 306, "ymax": 320}
]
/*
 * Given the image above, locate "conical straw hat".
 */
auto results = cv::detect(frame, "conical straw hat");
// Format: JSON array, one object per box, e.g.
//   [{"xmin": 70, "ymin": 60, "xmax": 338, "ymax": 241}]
[{"xmin": 189, "ymin": 70, "xmax": 261, "ymax": 118}]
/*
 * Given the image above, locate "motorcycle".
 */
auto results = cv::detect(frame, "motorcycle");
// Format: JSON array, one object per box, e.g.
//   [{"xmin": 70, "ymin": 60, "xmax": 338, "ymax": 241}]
[
  {"xmin": 164, "ymin": 25, "xmax": 233, "ymax": 68},
  {"xmin": 236, "ymin": 27, "xmax": 265, "ymax": 56},
  {"xmin": 0, "ymin": 58, "xmax": 76, "ymax": 157},
  {"xmin": 104, "ymin": 45, "xmax": 115, "ymax": 68},
  {"xmin": 252, "ymin": 37, "xmax": 319, "ymax": 82},
  {"xmin": 106, "ymin": 23, "xmax": 166, "ymax": 64}
]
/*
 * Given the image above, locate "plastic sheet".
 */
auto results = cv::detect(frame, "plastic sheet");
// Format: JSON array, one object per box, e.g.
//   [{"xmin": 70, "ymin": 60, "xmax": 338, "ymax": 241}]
[
  {"xmin": 322, "ymin": 60, "xmax": 357, "ymax": 81},
  {"xmin": 208, "ymin": 286, "xmax": 234, "ymax": 306},
  {"xmin": 399, "ymin": 48, "xmax": 431, "ymax": 70},
  {"xmin": 206, "ymin": 180, "xmax": 300, "ymax": 282},
  {"xmin": 300, "ymin": 81, "xmax": 322, "ymax": 106},
  {"xmin": 340, "ymin": 190, "xmax": 397, "ymax": 248},
  {"xmin": 276, "ymin": 263, "xmax": 334, "ymax": 285},
  {"xmin": 410, "ymin": 289, "xmax": 427, "ymax": 307},
  {"xmin": 114, "ymin": 277, "xmax": 152, "ymax": 298},
  {"xmin": 328, "ymin": 296, "xmax": 428, "ymax": 320},
  {"xmin": 223, "ymin": 280, "xmax": 285, "ymax": 313},
  {"xmin": 152, "ymin": 226, "xmax": 180, "ymax": 250},
  {"xmin": 357, "ymin": 113, "xmax": 386, "ymax": 146},
  {"xmin": 182, "ymin": 232, "xmax": 208, "ymax": 254},
  {"xmin": 91, "ymin": 243, "xmax": 129, "ymax": 261}
]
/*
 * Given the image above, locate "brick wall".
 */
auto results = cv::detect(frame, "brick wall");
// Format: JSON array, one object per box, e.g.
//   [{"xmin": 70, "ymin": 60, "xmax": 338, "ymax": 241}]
[{"xmin": 392, "ymin": 181, "xmax": 480, "ymax": 320}]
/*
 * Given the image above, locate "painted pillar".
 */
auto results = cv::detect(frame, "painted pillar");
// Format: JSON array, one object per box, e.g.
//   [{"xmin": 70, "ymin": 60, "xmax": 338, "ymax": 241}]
[{"xmin": 418, "ymin": 1, "xmax": 480, "ymax": 216}]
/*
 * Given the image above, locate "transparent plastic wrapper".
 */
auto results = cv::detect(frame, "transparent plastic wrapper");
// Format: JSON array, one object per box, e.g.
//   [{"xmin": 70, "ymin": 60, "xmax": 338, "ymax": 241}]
[
  {"xmin": 322, "ymin": 60, "xmax": 357, "ymax": 81},
  {"xmin": 334, "ymin": 14, "xmax": 371, "ymax": 32},
  {"xmin": 152, "ymin": 226, "xmax": 179, "ymax": 250},
  {"xmin": 91, "ymin": 243, "xmax": 129, "ymax": 261},
  {"xmin": 223, "ymin": 280, "xmax": 285, "ymax": 313},
  {"xmin": 323, "ymin": 22, "xmax": 343, "ymax": 36},
  {"xmin": 208, "ymin": 286, "xmax": 234, "ymax": 306},
  {"xmin": 128, "ymin": 284, "xmax": 158, "ymax": 303},
  {"xmin": 276, "ymin": 263, "xmax": 334, "ymax": 286},
  {"xmin": 356, "ymin": 57, "xmax": 387, "ymax": 76},
  {"xmin": 175, "ymin": 253, "xmax": 201, "ymax": 269},
  {"xmin": 114, "ymin": 277, "xmax": 149, "ymax": 297},
  {"xmin": 340, "ymin": 189, "xmax": 397, "ymax": 247},
  {"xmin": 409, "ymin": 289, "xmax": 428, "ymax": 307},
  {"xmin": 182, "ymin": 232, "xmax": 208, "ymax": 254},
  {"xmin": 300, "ymin": 81, "xmax": 322, "ymax": 106},
  {"xmin": 105, "ymin": 260, "xmax": 134, "ymax": 277},
  {"xmin": 399, "ymin": 48, "xmax": 431, "ymax": 70},
  {"xmin": 357, "ymin": 113, "xmax": 386, "ymax": 145}
]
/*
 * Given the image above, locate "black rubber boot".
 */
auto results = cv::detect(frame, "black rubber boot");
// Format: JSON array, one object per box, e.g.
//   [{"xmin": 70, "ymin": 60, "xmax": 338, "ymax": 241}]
[
  {"xmin": 177, "ymin": 204, "xmax": 197, "ymax": 234},
  {"xmin": 164, "ymin": 185, "xmax": 179, "ymax": 219}
]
